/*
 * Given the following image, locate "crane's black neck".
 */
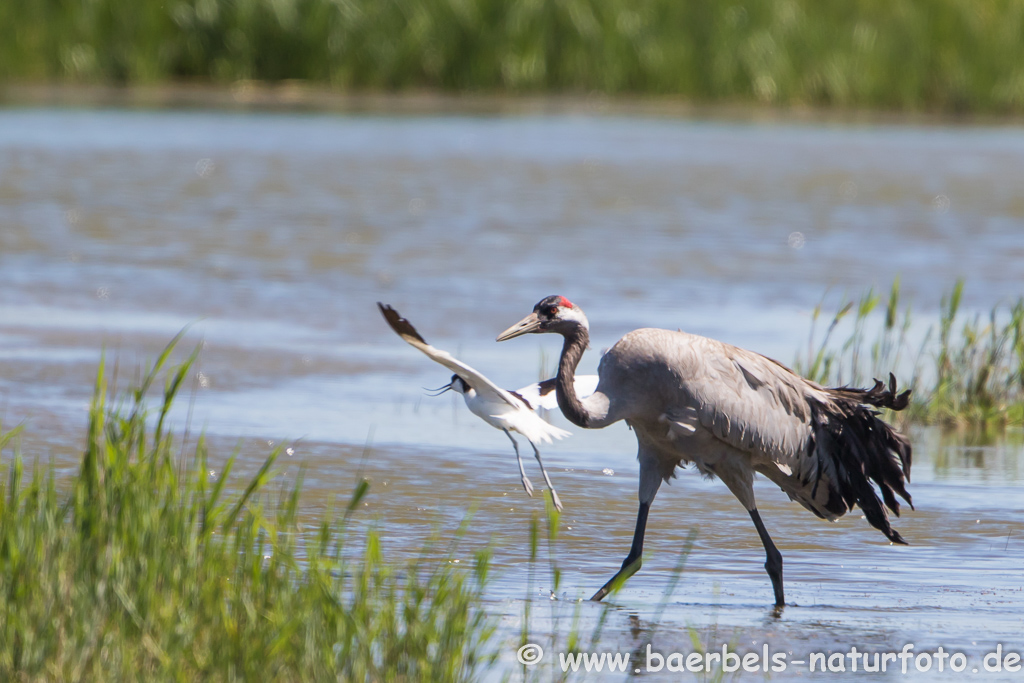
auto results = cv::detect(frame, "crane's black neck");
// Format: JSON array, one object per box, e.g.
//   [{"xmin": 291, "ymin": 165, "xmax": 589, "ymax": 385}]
[{"xmin": 556, "ymin": 324, "xmax": 592, "ymax": 428}]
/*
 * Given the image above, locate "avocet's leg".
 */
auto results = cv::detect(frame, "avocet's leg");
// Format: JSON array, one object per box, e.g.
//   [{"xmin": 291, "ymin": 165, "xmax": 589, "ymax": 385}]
[
  {"xmin": 503, "ymin": 428, "xmax": 534, "ymax": 497},
  {"xmin": 528, "ymin": 440, "xmax": 563, "ymax": 512}
]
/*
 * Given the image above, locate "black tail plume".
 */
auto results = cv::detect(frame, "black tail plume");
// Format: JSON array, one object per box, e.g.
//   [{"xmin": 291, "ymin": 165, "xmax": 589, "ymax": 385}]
[
  {"xmin": 829, "ymin": 372, "xmax": 912, "ymax": 411},
  {"xmin": 812, "ymin": 373, "xmax": 913, "ymax": 544}
]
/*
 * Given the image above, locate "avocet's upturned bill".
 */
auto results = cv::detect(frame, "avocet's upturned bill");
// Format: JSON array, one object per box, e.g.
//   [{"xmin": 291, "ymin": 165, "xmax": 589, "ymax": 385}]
[{"xmin": 378, "ymin": 303, "xmax": 597, "ymax": 511}]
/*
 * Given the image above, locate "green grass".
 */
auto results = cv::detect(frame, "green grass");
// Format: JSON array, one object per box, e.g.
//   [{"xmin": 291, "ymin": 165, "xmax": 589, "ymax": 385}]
[
  {"xmin": 3, "ymin": 0, "xmax": 1024, "ymax": 114},
  {"xmin": 795, "ymin": 279, "xmax": 1024, "ymax": 429},
  {"xmin": 0, "ymin": 337, "xmax": 495, "ymax": 682}
]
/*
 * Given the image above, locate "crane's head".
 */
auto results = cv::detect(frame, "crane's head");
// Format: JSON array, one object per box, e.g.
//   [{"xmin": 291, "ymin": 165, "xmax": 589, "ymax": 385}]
[{"xmin": 496, "ymin": 295, "xmax": 588, "ymax": 341}]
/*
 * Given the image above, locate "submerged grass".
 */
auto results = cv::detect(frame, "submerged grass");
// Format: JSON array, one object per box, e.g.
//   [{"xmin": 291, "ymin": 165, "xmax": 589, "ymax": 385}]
[
  {"xmin": 795, "ymin": 279, "xmax": 1024, "ymax": 430},
  {"xmin": 0, "ymin": 338, "xmax": 496, "ymax": 682},
  {"xmin": 3, "ymin": 0, "xmax": 1024, "ymax": 114}
]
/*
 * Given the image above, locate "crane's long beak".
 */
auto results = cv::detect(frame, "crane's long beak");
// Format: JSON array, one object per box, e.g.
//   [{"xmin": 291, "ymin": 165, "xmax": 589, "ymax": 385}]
[{"xmin": 496, "ymin": 311, "xmax": 542, "ymax": 341}]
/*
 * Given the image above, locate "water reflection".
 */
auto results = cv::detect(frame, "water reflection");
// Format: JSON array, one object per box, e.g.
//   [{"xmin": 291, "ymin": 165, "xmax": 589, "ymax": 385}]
[{"xmin": 916, "ymin": 427, "xmax": 1024, "ymax": 483}]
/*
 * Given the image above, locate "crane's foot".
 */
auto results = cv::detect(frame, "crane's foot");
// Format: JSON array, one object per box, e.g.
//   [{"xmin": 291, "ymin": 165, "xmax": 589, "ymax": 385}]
[
  {"xmin": 549, "ymin": 488, "xmax": 563, "ymax": 512},
  {"xmin": 589, "ymin": 556, "xmax": 642, "ymax": 602}
]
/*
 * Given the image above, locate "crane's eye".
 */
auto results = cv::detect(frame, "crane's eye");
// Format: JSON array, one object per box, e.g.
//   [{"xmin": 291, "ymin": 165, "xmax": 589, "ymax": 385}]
[{"xmin": 545, "ymin": 306, "xmax": 558, "ymax": 317}]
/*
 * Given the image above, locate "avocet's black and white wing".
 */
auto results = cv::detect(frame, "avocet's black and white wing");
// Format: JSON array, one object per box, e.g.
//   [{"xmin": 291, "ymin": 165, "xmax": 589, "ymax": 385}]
[
  {"xmin": 516, "ymin": 375, "xmax": 600, "ymax": 412},
  {"xmin": 379, "ymin": 303, "xmax": 522, "ymax": 409}
]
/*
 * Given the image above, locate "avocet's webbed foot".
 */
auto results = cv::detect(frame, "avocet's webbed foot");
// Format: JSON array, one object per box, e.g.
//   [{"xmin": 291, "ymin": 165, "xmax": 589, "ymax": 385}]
[{"xmin": 521, "ymin": 474, "xmax": 535, "ymax": 497}]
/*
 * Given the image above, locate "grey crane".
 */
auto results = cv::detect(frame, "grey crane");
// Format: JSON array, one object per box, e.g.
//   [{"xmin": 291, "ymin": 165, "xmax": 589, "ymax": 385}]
[{"xmin": 497, "ymin": 295, "xmax": 913, "ymax": 607}]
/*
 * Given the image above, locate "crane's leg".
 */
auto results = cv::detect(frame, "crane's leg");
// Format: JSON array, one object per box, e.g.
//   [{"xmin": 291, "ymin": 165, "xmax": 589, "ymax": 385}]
[
  {"xmin": 590, "ymin": 463, "xmax": 662, "ymax": 601},
  {"xmin": 503, "ymin": 429, "xmax": 534, "ymax": 497},
  {"xmin": 748, "ymin": 508, "xmax": 784, "ymax": 607},
  {"xmin": 705, "ymin": 457, "xmax": 783, "ymax": 607},
  {"xmin": 528, "ymin": 441, "xmax": 563, "ymax": 512}
]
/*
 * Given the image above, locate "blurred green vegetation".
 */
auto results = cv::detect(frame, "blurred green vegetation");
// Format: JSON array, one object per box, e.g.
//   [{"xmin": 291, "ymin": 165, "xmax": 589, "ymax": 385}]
[
  {"xmin": 0, "ymin": 336, "xmax": 495, "ymax": 681},
  {"xmin": 2, "ymin": 0, "xmax": 1024, "ymax": 113}
]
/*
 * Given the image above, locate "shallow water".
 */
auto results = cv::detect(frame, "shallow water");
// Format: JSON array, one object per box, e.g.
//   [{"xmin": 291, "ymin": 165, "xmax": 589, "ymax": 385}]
[{"xmin": 1, "ymin": 106, "xmax": 1023, "ymax": 679}]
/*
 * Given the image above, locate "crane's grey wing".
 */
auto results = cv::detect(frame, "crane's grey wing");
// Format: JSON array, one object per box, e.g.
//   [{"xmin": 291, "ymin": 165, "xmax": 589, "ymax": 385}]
[
  {"xmin": 515, "ymin": 375, "xmax": 600, "ymax": 411},
  {"xmin": 659, "ymin": 335, "xmax": 818, "ymax": 462},
  {"xmin": 378, "ymin": 303, "xmax": 521, "ymax": 408}
]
